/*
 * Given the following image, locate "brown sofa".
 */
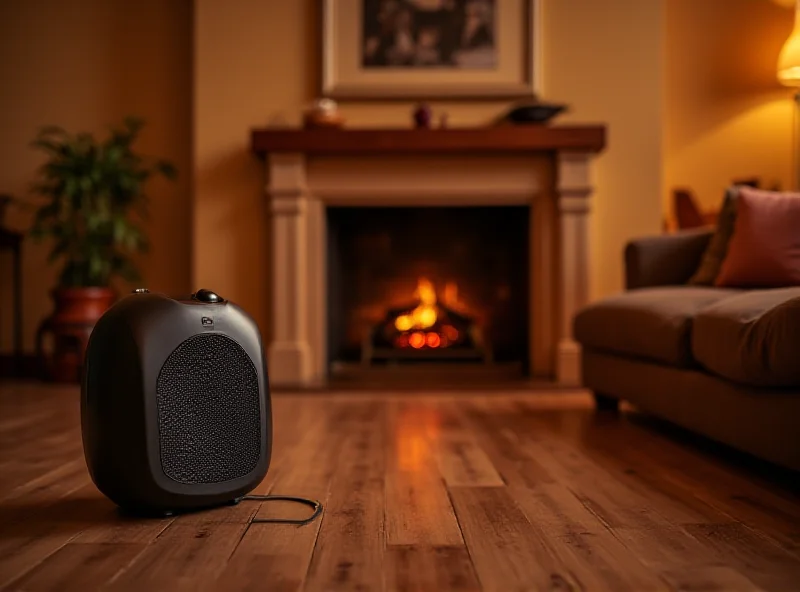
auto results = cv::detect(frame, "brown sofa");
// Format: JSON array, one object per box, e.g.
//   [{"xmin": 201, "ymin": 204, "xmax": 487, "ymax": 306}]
[{"xmin": 574, "ymin": 228, "xmax": 800, "ymax": 472}]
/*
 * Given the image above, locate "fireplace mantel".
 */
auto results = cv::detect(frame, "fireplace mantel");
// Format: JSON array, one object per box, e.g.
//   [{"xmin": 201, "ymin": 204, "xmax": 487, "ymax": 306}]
[
  {"xmin": 251, "ymin": 125, "xmax": 607, "ymax": 388},
  {"xmin": 251, "ymin": 126, "xmax": 606, "ymax": 156}
]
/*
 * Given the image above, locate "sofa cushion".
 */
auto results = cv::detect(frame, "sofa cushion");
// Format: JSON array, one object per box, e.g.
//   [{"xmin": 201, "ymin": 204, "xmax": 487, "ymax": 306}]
[
  {"xmin": 715, "ymin": 187, "xmax": 800, "ymax": 288},
  {"xmin": 692, "ymin": 288, "xmax": 800, "ymax": 388},
  {"xmin": 688, "ymin": 186, "xmax": 739, "ymax": 286},
  {"xmin": 574, "ymin": 287, "xmax": 740, "ymax": 367}
]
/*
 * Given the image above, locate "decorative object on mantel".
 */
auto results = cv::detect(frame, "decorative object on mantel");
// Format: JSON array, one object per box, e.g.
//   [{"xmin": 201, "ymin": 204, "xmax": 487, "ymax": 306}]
[
  {"xmin": 412, "ymin": 103, "xmax": 433, "ymax": 128},
  {"xmin": 321, "ymin": 0, "xmax": 540, "ymax": 100},
  {"xmin": 497, "ymin": 101, "xmax": 568, "ymax": 125},
  {"xmin": 303, "ymin": 98, "xmax": 345, "ymax": 129},
  {"xmin": 24, "ymin": 116, "xmax": 176, "ymax": 383}
]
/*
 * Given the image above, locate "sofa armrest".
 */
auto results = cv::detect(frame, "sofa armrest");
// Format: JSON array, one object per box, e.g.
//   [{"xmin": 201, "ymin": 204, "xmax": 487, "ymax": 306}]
[{"xmin": 624, "ymin": 228, "xmax": 713, "ymax": 290}]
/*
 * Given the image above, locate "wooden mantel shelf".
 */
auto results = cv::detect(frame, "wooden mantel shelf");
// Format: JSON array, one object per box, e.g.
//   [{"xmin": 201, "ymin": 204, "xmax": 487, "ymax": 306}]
[{"xmin": 250, "ymin": 126, "xmax": 606, "ymax": 157}]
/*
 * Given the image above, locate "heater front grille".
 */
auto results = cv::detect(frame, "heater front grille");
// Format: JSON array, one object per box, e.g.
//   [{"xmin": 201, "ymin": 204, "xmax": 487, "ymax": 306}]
[{"xmin": 156, "ymin": 334, "xmax": 261, "ymax": 484}]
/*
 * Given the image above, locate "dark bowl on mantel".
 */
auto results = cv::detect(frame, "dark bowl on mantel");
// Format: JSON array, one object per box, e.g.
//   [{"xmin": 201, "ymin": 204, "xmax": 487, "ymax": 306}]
[{"xmin": 502, "ymin": 103, "xmax": 568, "ymax": 125}]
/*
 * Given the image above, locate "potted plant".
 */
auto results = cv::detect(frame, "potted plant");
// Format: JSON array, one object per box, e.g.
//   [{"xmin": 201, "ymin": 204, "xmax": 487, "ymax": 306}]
[{"xmin": 26, "ymin": 116, "xmax": 176, "ymax": 382}]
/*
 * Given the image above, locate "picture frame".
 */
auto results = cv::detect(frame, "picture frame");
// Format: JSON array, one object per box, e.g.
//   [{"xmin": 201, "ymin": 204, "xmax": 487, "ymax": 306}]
[{"xmin": 321, "ymin": 0, "xmax": 541, "ymax": 100}]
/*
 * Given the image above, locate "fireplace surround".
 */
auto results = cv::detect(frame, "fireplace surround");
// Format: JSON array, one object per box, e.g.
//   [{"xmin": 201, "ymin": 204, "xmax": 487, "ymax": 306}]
[{"xmin": 251, "ymin": 127, "xmax": 606, "ymax": 388}]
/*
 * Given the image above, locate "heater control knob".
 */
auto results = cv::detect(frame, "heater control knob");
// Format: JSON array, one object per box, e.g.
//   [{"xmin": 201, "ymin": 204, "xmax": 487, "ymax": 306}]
[{"xmin": 194, "ymin": 289, "xmax": 223, "ymax": 303}]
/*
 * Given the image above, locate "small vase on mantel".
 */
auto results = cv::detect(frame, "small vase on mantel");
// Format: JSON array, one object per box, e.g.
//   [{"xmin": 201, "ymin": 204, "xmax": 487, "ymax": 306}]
[
  {"xmin": 303, "ymin": 98, "xmax": 345, "ymax": 129},
  {"xmin": 413, "ymin": 103, "xmax": 433, "ymax": 128}
]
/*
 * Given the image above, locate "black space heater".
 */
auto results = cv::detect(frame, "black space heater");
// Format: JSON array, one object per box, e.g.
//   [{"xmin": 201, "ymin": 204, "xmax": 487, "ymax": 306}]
[{"xmin": 80, "ymin": 288, "xmax": 272, "ymax": 515}]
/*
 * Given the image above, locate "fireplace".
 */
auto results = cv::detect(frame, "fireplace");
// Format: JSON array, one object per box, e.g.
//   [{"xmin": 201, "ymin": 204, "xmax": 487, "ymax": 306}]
[
  {"xmin": 326, "ymin": 206, "xmax": 529, "ymax": 370},
  {"xmin": 251, "ymin": 126, "xmax": 606, "ymax": 388}
]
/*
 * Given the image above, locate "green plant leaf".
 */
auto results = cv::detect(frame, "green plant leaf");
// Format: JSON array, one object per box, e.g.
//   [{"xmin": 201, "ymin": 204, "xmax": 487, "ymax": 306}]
[
  {"xmin": 26, "ymin": 115, "xmax": 174, "ymax": 288},
  {"xmin": 29, "ymin": 226, "xmax": 49, "ymax": 241},
  {"xmin": 47, "ymin": 238, "xmax": 70, "ymax": 263}
]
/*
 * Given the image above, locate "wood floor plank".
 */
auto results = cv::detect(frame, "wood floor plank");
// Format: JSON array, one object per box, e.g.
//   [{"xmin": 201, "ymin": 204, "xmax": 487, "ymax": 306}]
[
  {"xmin": 0, "ymin": 524, "xmax": 85, "ymax": 590},
  {"xmin": 2, "ymin": 383, "xmax": 800, "ymax": 591},
  {"xmin": 431, "ymin": 401, "xmax": 506, "ymax": 488},
  {"xmin": 7, "ymin": 542, "xmax": 147, "ymax": 592},
  {"xmin": 458, "ymin": 407, "xmax": 555, "ymax": 490},
  {"xmin": 570, "ymin": 412, "xmax": 800, "ymax": 546},
  {"xmin": 213, "ymin": 516, "xmax": 321, "ymax": 592},
  {"xmin": 434, "ymin": 407, "xmax": 505, "ymax": 488},
  {"xmin": 0, "ymin": 483, "xmax": 114, "ymax": 589},
  {"xmin": 303, "ymin": 401, "xmax": 387, "ymax": 592},
  {"xmin": 74, "ymin": 516, "xmax": 174, "ymax": 545},
  {"xmin": 683, "ymin": 522, "xmax": 800, "ymax": 591},
  {"xmin": 448, "ymin": 485, "xmax": 583, "ymax": 592},
  {"xmin": 0, "ymin": 459, "xmax": 88, "ymax": 507},
  {"xmin": 507, "ymin": 407, "xmax": 713, "ymax": 528},
  {"xmin": 507, "ymin": 483, "xmax": 675, "ymax": 591},
  {"xmin": 384, "ymin": 401, "xmax": 464, "ymax": 546},
  {"xmin": 104, "ymin": 521, "xmax": 249, "ymax": 591},
  {"xmin": 659, "ymin": 566, "xmax": 764, "ymax": 592},
  {"xmin": 386, "ymin": 545, "xmax": 481, "ymax": 592},
  {"xmin": 458, "ymin": 403, "xmax": 677, "ymax": 589}
]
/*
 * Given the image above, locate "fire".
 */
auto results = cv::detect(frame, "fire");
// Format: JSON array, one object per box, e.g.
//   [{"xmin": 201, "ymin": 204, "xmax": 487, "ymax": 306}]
[
  {"xmin": 388, "ymin": 277, "xmax": 468, "ymax": 351},
  {"xmin": 394, "ymin": 278, "xmax": 438, "ymax": 332},
  {"xmin": 408, "ymin": 332, "xmax": 426, "ymax": 349}
]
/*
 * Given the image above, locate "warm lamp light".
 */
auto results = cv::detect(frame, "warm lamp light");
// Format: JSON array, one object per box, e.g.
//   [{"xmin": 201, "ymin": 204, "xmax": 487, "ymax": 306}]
[
  {"xmin": 778, "ymin": 2, "xmax": 800, "ymax": 86},
  {"xmin": 779, "ymin": 0, "xmax": 800, "ymax": 189},
  {"xmin": 778, "ymin": 38, "xmax": 800, "ymax": 86}
]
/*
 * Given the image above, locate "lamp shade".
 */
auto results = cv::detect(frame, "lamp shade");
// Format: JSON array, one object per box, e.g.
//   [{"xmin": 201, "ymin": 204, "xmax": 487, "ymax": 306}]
[{"xmin": 779, "ymin": 1, "xmax": 800, "ymax": 86}]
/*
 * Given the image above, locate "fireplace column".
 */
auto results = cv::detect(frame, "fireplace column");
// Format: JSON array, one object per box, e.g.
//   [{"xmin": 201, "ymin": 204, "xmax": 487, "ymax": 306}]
[
  {"xmin": 266, "ymin": 153, "xmax": 314, "ymax": 386},
  {"xmin": 556, "ymin": 152, "xmax": 593, "ymax": 386}
]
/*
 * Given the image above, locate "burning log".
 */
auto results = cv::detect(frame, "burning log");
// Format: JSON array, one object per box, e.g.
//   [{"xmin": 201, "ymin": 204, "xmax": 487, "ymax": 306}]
[{"xmin": 362, "ymin": 277, "xmax": 491, "ymax": 365}]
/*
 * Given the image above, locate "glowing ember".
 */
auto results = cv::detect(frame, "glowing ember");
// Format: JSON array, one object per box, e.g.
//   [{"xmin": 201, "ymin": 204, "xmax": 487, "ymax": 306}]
[{"xmin": 408, "ymin": 332, "xmax": 426, "ymax": 349}]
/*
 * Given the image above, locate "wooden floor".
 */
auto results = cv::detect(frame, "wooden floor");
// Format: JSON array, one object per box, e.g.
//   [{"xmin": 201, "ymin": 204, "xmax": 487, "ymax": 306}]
[{"xmin": 1, "ymin": 382, "xmax": 800, "ymax": 591}]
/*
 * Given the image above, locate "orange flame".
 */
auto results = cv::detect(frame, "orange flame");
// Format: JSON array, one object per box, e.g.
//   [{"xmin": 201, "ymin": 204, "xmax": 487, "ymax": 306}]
[{"xmin": 394, "ymin": 278, "xmax": 438, "ymax": 332}]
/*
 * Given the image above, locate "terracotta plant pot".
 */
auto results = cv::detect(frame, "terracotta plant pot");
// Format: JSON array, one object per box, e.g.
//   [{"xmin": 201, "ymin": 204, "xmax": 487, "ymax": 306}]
[{"xmin": 36, "ymin": 287, "xmax": 117, "ymax": 383}]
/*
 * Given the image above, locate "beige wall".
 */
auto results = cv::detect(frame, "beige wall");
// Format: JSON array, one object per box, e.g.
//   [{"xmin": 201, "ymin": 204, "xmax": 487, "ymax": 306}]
[
  {"xmin": 0, "ymin": 0, "xmax": 193, "ymax": 353},
  {"xmin": 664, "ymin": 0, "xmax": 795, "ymax": 215},
  {"xmin": 542, "ymin": 0, "xmax": 664, "ymax": 298},
  {"xmin": 4, "ymin": 0, "xmax": 792, "ymax": 354},
  {"xmin": 194, "ymin": 0, "xmax": 665, "ymax": 336}
]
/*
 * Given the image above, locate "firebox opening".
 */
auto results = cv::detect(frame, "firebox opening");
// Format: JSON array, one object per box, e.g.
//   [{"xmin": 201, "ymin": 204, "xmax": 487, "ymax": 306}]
[{"xmin": 326, "ymin": 206, "xmax": 530, "ymax": 373}]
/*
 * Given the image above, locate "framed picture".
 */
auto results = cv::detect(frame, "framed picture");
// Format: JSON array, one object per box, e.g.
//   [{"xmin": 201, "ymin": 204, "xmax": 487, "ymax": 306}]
[{"xmin": 322, "ymin": 0, "xmax": 540, "ymax": 100}]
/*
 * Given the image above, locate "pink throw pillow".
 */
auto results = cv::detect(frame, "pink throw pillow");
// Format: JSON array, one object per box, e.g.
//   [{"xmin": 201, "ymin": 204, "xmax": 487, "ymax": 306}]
[{"xmin": 715, "ymin": 187, "xmax": 800, "ymax": 288}]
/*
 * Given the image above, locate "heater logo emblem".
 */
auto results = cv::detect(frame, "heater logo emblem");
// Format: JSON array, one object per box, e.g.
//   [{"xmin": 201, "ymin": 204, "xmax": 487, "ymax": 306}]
[{"xmin": 201, "ymin": 316, "xmax": 214, "ymax": 327}]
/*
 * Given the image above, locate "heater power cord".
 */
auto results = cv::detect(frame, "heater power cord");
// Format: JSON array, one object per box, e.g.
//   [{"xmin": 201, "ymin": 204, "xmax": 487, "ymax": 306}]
[{"xmin": 240, "ymin": 494, "xmax": 323, "ymax": 525}]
